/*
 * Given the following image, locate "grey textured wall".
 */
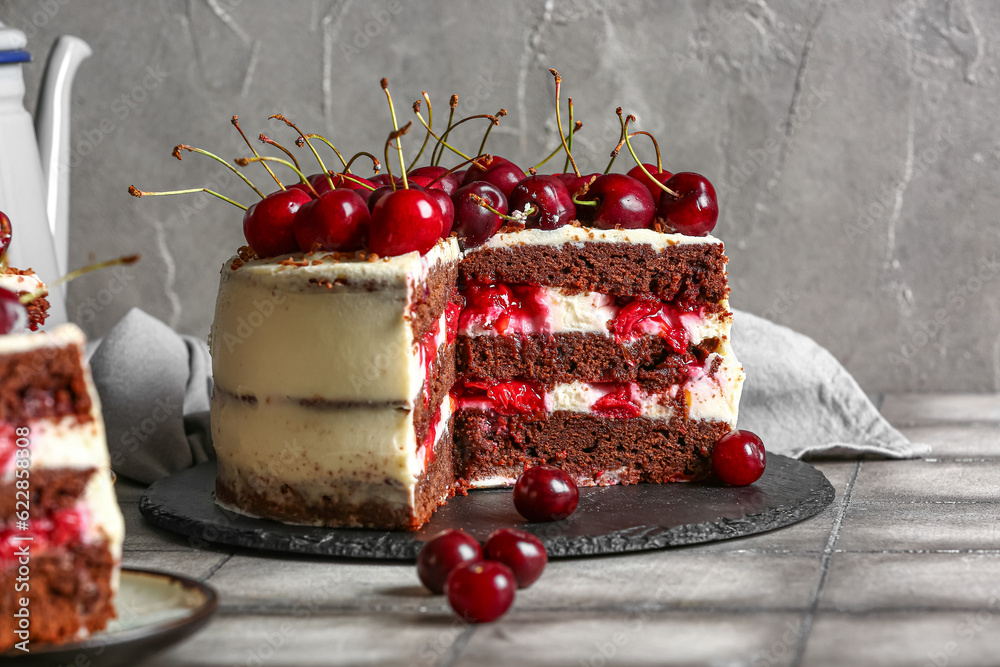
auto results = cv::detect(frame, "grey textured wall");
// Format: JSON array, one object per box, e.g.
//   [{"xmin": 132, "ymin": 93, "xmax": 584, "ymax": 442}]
[{"xmin": 1, "ymin": 0, "xmax": 996, "ymax": 393}]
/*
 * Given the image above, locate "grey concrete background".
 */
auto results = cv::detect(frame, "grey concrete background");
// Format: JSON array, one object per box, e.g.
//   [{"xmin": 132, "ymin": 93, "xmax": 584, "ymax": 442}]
[{"xmin": 0, "ymin": 0, "xmax": 996, "ymax": 393}]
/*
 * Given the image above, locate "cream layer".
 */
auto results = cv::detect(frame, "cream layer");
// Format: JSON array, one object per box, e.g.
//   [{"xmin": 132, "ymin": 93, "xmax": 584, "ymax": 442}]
[{"xmin": 210, "ymin": 238, "xmax": 460, "ymax": 405}]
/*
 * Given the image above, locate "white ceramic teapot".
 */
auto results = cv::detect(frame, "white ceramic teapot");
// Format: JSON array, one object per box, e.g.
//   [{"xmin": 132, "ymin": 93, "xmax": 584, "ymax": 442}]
[{"xmin": 0, "ymin": 21, "xmax": 91, "ymax": 327}]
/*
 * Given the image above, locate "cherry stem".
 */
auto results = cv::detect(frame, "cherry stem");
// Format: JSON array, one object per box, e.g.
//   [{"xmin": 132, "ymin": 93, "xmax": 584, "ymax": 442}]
[
  {"xmin": 532, "ymin": 120, "xmax": 582, "ymax": 172},
  {"xmin": 631, "ymin": 130, "xmax": 663, "ymax": 172},
  {"xmin": 410, "ymin": 93, "xmax": 434, "ymax": 166},
  {"xmin": 424, "ymin": 154, "xmax": 492, "ymax": 187},
  {"xmin": 269, "ymin": 114, "xmax": 334, "ymax": 191},
  {"xmin": 39, "ymin": 254, "xmax": 141, "ymax": 298},
  {"xmin": 232, "ymin": 116, "xmax": 281, "ymax": 188},
  {"xmin": 432, "ymin": 94, "xmax": 459, "ymax": 167},
  {"xmin": 335, "ymin": 171, "xmax": 377, "ymax": 191},
  {"xmin": 563, "ymin": 97, "xmax": 575, "ymax": 173},
  {"xmin": 173, "ymin": 144, "xmax": 265, "ymax": 199},
  {"xmin": 549, "ymin": 69, "xmax": 580, "ymax": 177},
  {"xmin": 468, "ymin": 193, "xmax": 535, "ymax": 221},
  {"xmin": 381, "ymin": 78, "xmax": 409, "ymax": 190},
  {"xmin": 342, "ymin": 151, "xmax": 381, "ymax": 175},
  {"xmin": 572, "ymin": 195, "xmax": 598, "ymax": 207},
  {"xmin": 438, "ymin": 113, "xmax": 498, "ymax": 158},
  {"xmin": 605, "ymin": 108, "xmax": 628, "ymax": 174},
  {"xmin": 413, "ymin": 106, "xmax": 471, "ymax": 162},
  {"xmin": 235, "ymin": 156, "xmax": 319, "ymax": 198},
  {"xmin": 302, "ymin": 133, "xmax": 349, "ymax": 170},
  {"xmin": 619, "ymin": 110, "xmax": 678, "ymax": 197},
  {"xmin": 477, "ymin": 108, "xmax": 507, "ymax": 157},
  {"xmin": 382, "ymin": 122, "xmax": 413, "ymax": 191},
  {"xmin": 128, "ymin": 184, "xmax": 247, "ymax": 210},
  {"xmin": 258, "ymin": 134, "xmax": 299, "ymax": 180}
]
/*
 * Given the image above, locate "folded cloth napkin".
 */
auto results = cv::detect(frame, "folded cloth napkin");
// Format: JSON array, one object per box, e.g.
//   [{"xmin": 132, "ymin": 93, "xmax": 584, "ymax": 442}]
[{"xmin": 87, "ymin": 307, "xmax": 927, "ymax": 484}]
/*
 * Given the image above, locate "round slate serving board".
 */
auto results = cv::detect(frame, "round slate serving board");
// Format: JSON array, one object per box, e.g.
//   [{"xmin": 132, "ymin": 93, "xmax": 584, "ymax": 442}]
[{"xmin": 139, "ymin": 455, "xmax": 833, "ymax": 560}]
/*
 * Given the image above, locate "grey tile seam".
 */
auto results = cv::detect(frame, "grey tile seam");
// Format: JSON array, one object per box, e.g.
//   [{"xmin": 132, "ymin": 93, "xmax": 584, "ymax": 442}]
[
  {"xmin": 200, "ymin": 553, "xmax": 235, "ymax": 582},
  {"xmin": 211, "ymin": 604, "xmax": 816, "ymax": 617},
  {"xmin": 790, "ymin": 460, "xmax": 861, "ymax": 667}
]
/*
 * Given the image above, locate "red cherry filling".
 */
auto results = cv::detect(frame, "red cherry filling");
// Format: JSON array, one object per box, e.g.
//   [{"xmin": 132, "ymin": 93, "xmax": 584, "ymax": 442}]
[
  {"xmin": 513, "ymin": 465, "xmax": 579, "ymax": 522},
  {"xmin": 368, "ymin": 188, "xmax": 443, "ymax": 257},
  {"xmin": 243, "ymin": 188, "xmax": 314, "ymax": 257},
  {"xmin": 417, "ymin": 529, "xmax": 483, "ymax": 594},
  {"xmin": 484, "ymin": 528, "xmax": 548, "ymax": 589},
  {"xmin": 457, "ymin": 379, "xmax": 546, "ymax": 416},
  {"xmin": 656, "ymin": 172, "xmax": 718, "ymax": 236},
  {"xmin": 0, "ymin": 288, "xmax": 28, "ymax": 335},
  {"xmin": 712, "ymin": 430, "xmax": 766, "ymax": 486},
  {"xmin": 445, "ymin": 560, "xmax": 516, "ymax": 623},
  {"xmin": 610, "ymin": 298, "xmax": 690, "ymax": 353},
  {"xmin": 0, "ymin": 507, "xmax": 85, "ymax": 562},
  {"xmin": 293, "ymin": 189, "xmax": 370, "ymax": 252},
  {"xmin": 508, "ymin": 174, "xmax": 575, "ymax": 230},
  {"xmin": 591, "ymin": 384, "xmax": 641, "ymax": 419},
  {"xmin": 574, "ymin": 173, "xmax": 655, "ymax": 230},
  {"xmin": 458, "ymin": 282, "xmax": 547, "ymax": 335}
]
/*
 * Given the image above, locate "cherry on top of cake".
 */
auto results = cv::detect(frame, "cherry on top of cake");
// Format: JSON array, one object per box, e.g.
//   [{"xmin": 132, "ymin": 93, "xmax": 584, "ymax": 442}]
[
  {"xmin": 0, "ymin": 210, "xmax": 140, "ymax": 335},
  {"xmin": 127, "ymin": 69, "xmax": 720, "ymax": 265}
]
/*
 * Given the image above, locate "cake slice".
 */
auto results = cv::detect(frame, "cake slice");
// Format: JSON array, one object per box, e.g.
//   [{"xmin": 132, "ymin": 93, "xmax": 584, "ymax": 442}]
[
  {"xmin": 454, "ymin": 226, "xmax": 744, "ymax": 487},
  {"xmin": 210, "ymin": 239, "xmax": 462, "ymax": 530},
  {"xmin": 0, "ymin": 324, "xmax": 124, "ymax": 649}
]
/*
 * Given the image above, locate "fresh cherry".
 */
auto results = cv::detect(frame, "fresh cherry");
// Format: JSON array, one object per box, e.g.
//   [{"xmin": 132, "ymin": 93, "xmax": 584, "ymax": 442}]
[
  {"xmin": 0, "ymin": 288, "xmax": 27, "ymax": 335},
  {"xmin": 452, "ymin": 181, "xmax": 506, "ymax": 248},
  {"xmin": 513, "ymin": 465, "xmax": 579, "ymax": 522},
  {"xmin": 417, "ymin": 529, "xmax": 483, "ymax": 594},
  {"xmin": 656, "ymin": 172, "xmax": 718, "ymax": 236},
  {"xmin": 424, "ymin": 188, "xmax": 455, "ymax": 238},
  {"xmin": 445, "ymin": 561, "xmax": 516, "ymax": 623},
  {"xmin": 0, "ymin": 211, "xmax": 10, "ymax": 257},
  {"xmin": 712, "ymin": 430, "xmax": 766, "ymax": 486},
  {"xmin": 627, "ymin": 164, "xmax": 673, "ymax": 205},
  {"xmin": 575, "ymin": 173, "xmax": 655, "ymax": 230},
  {"xmin": 484, "ymin": 528, "xmax": 547, "ymax": 589},
  {"xmin": 369, "ymin": 188, "xmax": 443, "ymax": 256},
  {"xmin": 462, "ymin": 156, "xmax": 516, "ymax": 186},
  {"xmin": 508, "ymin": 174, "xmax": 575, "ymax": 230},
  {"xmin": 243, "ymin": 188, "xmax": 313, "ymax": 257},
  {"xmin": 293, "ymin": 189, "xmax": 370, "ymax": 252},
  {"xmin": 409, "ymin": 166, "xmax": 460, "ymax": 196},
  {"xmin": 369, "ymin": 173, "xmax": 402, "ymax": 188},
  {"xmin": 556, "ymin": 172, "xmax": 598, "ymax": 198}
]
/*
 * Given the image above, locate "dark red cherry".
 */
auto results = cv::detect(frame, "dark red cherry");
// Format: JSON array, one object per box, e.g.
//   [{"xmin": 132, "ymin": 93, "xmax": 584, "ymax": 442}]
[
  {"xmin": 555, "ymin": 172, "xmax": 598, "ymax": 198},
  {"xmin": 627, "ymin": 164, "xmax": 673, "ymax": 205},
  {"xmin": 513, "ymin": 465, "xmax": 579, "ymax": 522},
  {"xmin": 409, "ymin": 166, "xmax": 461, "ymax": 196},
  {"xmin": 369, "ymin": 173, "xmax": 402, "ymax": 188},
  {"xmin": 417, "ymin": 530, "xmax": 483, "ymax": 594},
  {"xmin": 367, "ymin": 183, "xmax": 426, "ymax": 211},
  {"xmin": 424, "ymin": 188, "xmax": 455, "ymax": 238},
  {"xmin": 452, "ymin": 181, "xmax": 506, "ymax": 248},
  {"xmin": 243, "ymin": 188, "xmax": 313, "ymax": 257},
  {"xmin": 0, "ymin": 211, "xmax": 11, "ymax": 257},
  {"xmin": 462, "ymin": 156, "xmax": 516, "ymax": 186},
  {"xmin": 369, "ymin": 188, "xmax": 443, "ymax": 257},
  {"xmin": 575, "ymin": 173, "xmax": 655, "ymax": 230},
  {"xmin": 293, "ymin": 189, "xmax": 370, "ymax": 252},
  {"xmin": 0, "ymin": 288, "xmax": 27, "ymax": 335},
  {"xmin": 484, "ymin": 528, "xmax": 547, "ymax": 589},
  {"xmin": 309, "ymin": 172, "xmax": 376, "ymax": 197},
  {"xmin": 445, "ymin": 561, "xmax": 516, "ymax": 623},
  {"xmin": 713, "ymin": 430, "xmax": 766, "ymax": 486},
  {"xmin": 508, "ymin": 174, "xmax": 575, "ymax": 230},
  {"xmin": 656, "ymin": 172, "xmax": 718, "ymax": 236}
]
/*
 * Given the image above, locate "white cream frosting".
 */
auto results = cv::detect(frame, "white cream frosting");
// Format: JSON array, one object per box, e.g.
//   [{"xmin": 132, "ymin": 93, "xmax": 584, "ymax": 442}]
[
  {"xmin": 0, "ymin": 271, "xmax": 45, "ymax": 296},
  {"xmin": 469, "ymin": 226, "xmax": 723, "ymax": 252}
]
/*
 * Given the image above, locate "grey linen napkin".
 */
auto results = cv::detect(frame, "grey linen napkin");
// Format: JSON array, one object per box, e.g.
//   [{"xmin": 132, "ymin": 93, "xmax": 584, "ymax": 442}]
[{"xmin": 87, "ymin": 307, "xmax": 926, "ymax": 483}]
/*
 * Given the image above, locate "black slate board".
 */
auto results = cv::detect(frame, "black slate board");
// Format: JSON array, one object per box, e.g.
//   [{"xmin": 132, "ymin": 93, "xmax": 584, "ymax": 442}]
[{"xmin": 139, "ymin": 455, "xmax": 833, "ymax": 560}]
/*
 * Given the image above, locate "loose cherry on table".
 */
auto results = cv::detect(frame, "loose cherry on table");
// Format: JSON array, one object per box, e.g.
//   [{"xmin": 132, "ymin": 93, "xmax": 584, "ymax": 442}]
[
  {"xmin": 417, "ymin": 529, "xmax": 483, "ymax": 594},
  {"xmin": 513, "ymin": 465, "xmax": 580, "ymax": 522},
  {"xmin": 712, "ymin": 429, "xmax": 766, "ymax": 486},
  {"xmin": 368, "ymin": 188, "xmax": 443, "ymax": 256},
  {"xmin": 508, "ymin": 174, "xmax": 575, "ymax": 230},
  {"xmin": 445, "ymin": 560, "xmax": 517, "ymax": 623},
  {"xmin": 627, "ymin": 163, "xmax": 673, "ymax": 205},
  {"xmin": 452, "ymin": 181, "xmax": 507, "ymax": 248},
  {"xmin": 243, "ymin": 188, "xmax": 314, "ymax": 257},
  {"xmin": 655, "ymin": 172, "xmax": 718, "ymax": 236},
  {"xmin": 483, "ymin": 528, "xmax": 548, "ymax": 589},
  {"xmin": 293, "ymin": 188, "xmax": 370, "ymax": 252},
  {"xmin": 574, "ymin": 173, "xmax": 655, "ymax": 230},
  {"xmin": 0, "ymin": 288, "xmax": 27, "ymax": 335}
]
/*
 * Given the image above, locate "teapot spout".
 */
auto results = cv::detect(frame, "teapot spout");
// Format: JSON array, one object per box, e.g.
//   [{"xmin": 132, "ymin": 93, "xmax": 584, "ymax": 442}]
[{"xmin": 35, "ymin": 35, "xmax": 91, "ymax": 276}]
